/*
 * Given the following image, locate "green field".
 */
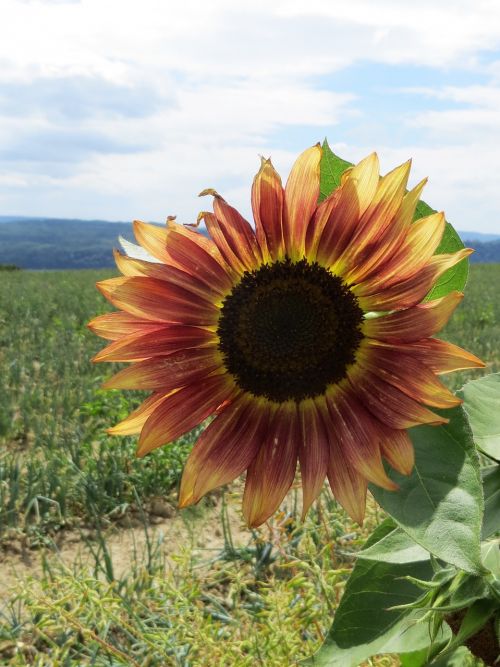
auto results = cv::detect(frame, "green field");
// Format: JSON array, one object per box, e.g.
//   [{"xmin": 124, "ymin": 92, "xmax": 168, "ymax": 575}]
[{"xmin": 0, "ymin": 265, "xmax": 497, "ymax": 666}]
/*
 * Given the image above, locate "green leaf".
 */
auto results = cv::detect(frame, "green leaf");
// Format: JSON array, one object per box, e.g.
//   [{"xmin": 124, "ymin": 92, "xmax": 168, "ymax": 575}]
[
  {"xmin": 427, "ymin": 646, "xmax": 474, "ymax": 666},
  {"xmin": 432, "ymin": 598, "xmax": 497, "ymax": 660},
  {"xmin": 303, "ymin": 523, "xmax": 447, "ymax": 666},
  {"xmin": 359, "ymin": 526, "xmax": 430, "ymax": 564},
  {"xmin": 482, "ymin": 465, "xmax": 500, "ymax": 540},
  {"xmin": 319, "ymin": 139, "xmax": 352, "ymax": 202},
  {"xmin": 459, "ymin": 373, "xmax": 500, "ymax": 461},
  {"xmin": 370, "ymin": 406, "xmax": 484, "ymax": 574}
]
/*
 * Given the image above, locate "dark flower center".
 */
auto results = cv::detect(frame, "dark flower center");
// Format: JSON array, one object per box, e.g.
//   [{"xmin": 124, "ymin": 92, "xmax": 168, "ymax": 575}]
[{"xmin": 217, "ymin": 258, "xmax": 364, "ymax": 402}]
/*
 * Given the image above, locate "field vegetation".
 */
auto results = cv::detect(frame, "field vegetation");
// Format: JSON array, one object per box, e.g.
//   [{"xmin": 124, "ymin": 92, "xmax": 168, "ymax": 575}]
[{"xmin": 0, "ymin": 264, "xmax": 497, "ymax": 666}]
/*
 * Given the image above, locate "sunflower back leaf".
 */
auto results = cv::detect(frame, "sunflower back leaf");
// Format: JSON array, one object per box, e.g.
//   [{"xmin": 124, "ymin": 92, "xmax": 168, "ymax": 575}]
[{"xmin": 320, "ymin": 139, "xmax": 469, "ymax": 299}]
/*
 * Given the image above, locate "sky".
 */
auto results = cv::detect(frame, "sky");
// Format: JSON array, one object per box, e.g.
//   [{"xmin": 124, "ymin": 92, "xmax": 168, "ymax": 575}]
[{"xmin": 1, "ymin": 0, "xmax": 500, "ymax": 233}]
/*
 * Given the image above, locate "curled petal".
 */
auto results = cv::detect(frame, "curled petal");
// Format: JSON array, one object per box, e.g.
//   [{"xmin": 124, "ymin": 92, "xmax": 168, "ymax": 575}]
[
  {"xmin": 283, "ymin": 143, "xmax": 322, "ymax": 259},
  {"xmin": 251, "ymin": 157, "xmax": 285, "ymax": 261},
  {"xmin": 137, "ymin": 373, "xmax": 239, "ymax": 457},
  {"xmin": 96, "ymin": 276, "xmax": 219, "ymax": 325},
  {"xmin": 242, "ymin": 402, "xmax": 299, "ymax": 527},
  {"xmin": 102, "ymin": 347, "xmax": 222, "ymax": 390},
  {"xmin": 363, "ymin": 291, "xmax": 464, "ymax": 342},
  {"xmin": 92, "ymin": 326, "xmax": 215, "ymax": 362},
  {"xmin": 179, "ymin": 394, "xmax": 268, "ymax": 507},
  {"xmin": 298, "ymin": 399, "xmax": 329, "ymax": 518},
  {"xmin": 88, "ymin": 311, "xmax": 163, "ymax": 341}
]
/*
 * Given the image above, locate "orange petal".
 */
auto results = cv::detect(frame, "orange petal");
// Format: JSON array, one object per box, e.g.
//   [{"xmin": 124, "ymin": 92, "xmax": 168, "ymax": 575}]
[
  {"xmin": 348, "ymin": 368, "xmax": 448, "ymax": 429},
  {"xmin": 324, "ymin": 389, "xmax": 398, "ymax": 491},
  {"xmin": 355, "ymin": 248, "xmax": 473, "ymax": 312},
  {"xmin": 298, "ymin": 399, "xmax": 329, "ymax": 519},
  {"xmin": 88, "ymin": 311, "xmax": 164, "ymax": 341},
  {"xmin": 179, "ymin": 394, "xmax": 268, "ymax": 507},
  {"xmin": 359, "ymin": 345, "xmax": 461, "ymax": 409},
  {"xmin": 316, "ymin": 153, "xmax": 380, "ymax": 267},
  {"xmin": 375, "ymin": 338, "xmax": 485, "ymax": 375},
  {"xmin": 108, "ymin": 392, "xmax": 171, "ymax": 435},
  {"xmin": 102, "ymin": 347, "xmax": 222, "ymax": 390},
  {"xmin": 251, "ymin": 157, "xmax": 285, "ymax": 261},
  {"xmin": 137, "ymin": 373, "xmax": 238, "ymax": 457},
  {"xmin": 343, "ymin": 178, "xmax": 428, "ymax": 285},
  {"xmin": 380, "ymin": 427, "xmax": 415, "ymax": 476},
  {"xmin": 362, "ymin": 291, "xmax": 464, "ymax": 342},
  {"xmin": 242, "ymin": 402, "xmax": 299, "ymax": 527},
  {"xmin": 371, "ymin": 212, "xmax": 446, "ymax": 288},
  {"xmin": 92, "ymin": 326, "xmax": 215, "ymax": 362},
  {"xmin": 133, "ymin": 220, "xmax": 172, "ymax": 264},
  {"xmin": 96, "ymin": 276, "xmax": 219, "ymax": 325},
  {"xmin": 283, "ymin": 143, "xmax": 322, "ymax": 259},
  {"xmin": 334, "ymin": 160, "xmax": 411, "ymax": 276},
  {"xmin": 212, "ymin": 196, "xmax": 262, "ymax": 271},
  {"xmin": 113, "ymin": 249, "xmax": 224, "ymax": 302}
]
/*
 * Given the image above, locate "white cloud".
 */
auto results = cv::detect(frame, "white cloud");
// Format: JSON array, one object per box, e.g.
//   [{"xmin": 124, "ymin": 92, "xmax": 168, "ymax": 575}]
[{"xmin": 0, "ymin": 0, "xmax": 499, "ymax": 232}]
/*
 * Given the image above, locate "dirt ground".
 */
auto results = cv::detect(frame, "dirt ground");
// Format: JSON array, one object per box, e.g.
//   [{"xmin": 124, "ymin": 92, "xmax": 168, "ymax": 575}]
[{"xmin": 0, "ymin": 496, "xmax": 251, "ymax": 604}]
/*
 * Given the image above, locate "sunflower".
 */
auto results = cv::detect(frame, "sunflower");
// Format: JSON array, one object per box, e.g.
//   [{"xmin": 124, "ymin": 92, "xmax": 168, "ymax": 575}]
[{"xmin": 89, "ymin": 145, "xmax": 484, "ymax": 527}]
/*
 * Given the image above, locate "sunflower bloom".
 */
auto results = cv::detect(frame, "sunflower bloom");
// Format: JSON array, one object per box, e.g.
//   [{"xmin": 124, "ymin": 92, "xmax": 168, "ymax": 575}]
[{"xmin": 89, "ymin": 145, "xmax": 484, "ymax": 527}]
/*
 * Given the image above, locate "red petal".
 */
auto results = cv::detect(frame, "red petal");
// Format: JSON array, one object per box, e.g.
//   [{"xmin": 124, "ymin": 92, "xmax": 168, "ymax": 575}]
[
  {"xmin": 359, "ymin": 344, "xmax": 461, "ymax": 409},
  {"xmin": 179, "ymin": 394, "xmax": 268, "ymax": 506},
  {"xmin": 380, "ymin": 427, "xmax": 414, "ymax": 476},
  {"xmin": 202, "ymin": 211, "xmax": 247, "ymax": 274},
  {"xmin": 242, "ymin": 402, "xmax": 299, "ymax": 527},
  {"xmin": 283, "ymin": 144, "xmax": 322, "ymax": 259},
  {"xmin": 102, "ymin": 347, "xmax": 222, "ymax": 390},
  {"xmin": 298, "ymin": 399, "xmax": 329, "ymax": 518},
  {"xmin": 163, "ymin": 223, "xmax": 234, "ymax": 293},
  {"xmin": 212, "ymin": 196, "xmax": 262, "ymax": 271},
  {"xmin": 325, "ymin": 389, "xmax": 398, "ymax": 491},
  {"xmin": 96, "ymin": 276, "xmax": 219, "ymax": 325},
  {"xmin": 133, "ymin": 220, "xmax": 171, "ymax": 264},
  {"xmin": 92, "ymin": 326, "xmax": 215, "ymax": 362},
  {"xmin": 137, "ymin": 373, "xmax": 238, "ymax": 457},
  {"xmin": 251, "ymin": 157, "xmax": 285, "ymax": 261},
  {"xmin": 88, "ymin": 311, "xmax": 164, "ymax": 341},
  {"xmin": 348, "ymin": 368, "xmax": 448, "ymax": 429},
  {"xmin": 113, "ymin": 249, "xmax": 224, "ymax": 301},
  {"xmin": 374, "ymin": 338, "xmax": 485, "ymax": 374}
]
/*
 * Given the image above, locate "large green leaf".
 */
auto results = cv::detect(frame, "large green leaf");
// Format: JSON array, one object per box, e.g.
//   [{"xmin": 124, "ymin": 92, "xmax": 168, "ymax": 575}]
[
  {"xmin": 459, "ymin": 373, "xmax": 500, "ymax": 461},
  {"xmin": 482, "ymin": 465, "xmax": 500, "ymax": 540},
  {"xmin": 319, "ymin": 140, "xmax": 468, "ymax": 298},
  {"xmin": 359, "ymin": 526, "xmax": 430, "ymax": 564},
  {"xmin": 303, "ymin": 522, "xmax": 443, "ymax": 666},
  {"xmin": 370, "ymin": 406, "xmax": 484, "ymax": 574}
]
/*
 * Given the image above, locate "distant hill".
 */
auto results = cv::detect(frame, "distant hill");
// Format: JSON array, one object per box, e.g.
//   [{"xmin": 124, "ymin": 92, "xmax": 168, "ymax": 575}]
[
  {"xmin": 459, "ymin": 230, "xmax": 500, "ymax": 242},
  {"xmin": 0, "ymin": 217, "xmax": 499, "ymax": 269},
  {"xmin": 0, "ymin": 218, "xmax": 136, "ymax": 270}
]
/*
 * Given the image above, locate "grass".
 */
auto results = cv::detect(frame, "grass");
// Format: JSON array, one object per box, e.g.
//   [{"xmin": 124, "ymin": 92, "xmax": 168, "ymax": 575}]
[{"xmin": 0, "ymin": 263, "xmax": 497, "ymax": 665}]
